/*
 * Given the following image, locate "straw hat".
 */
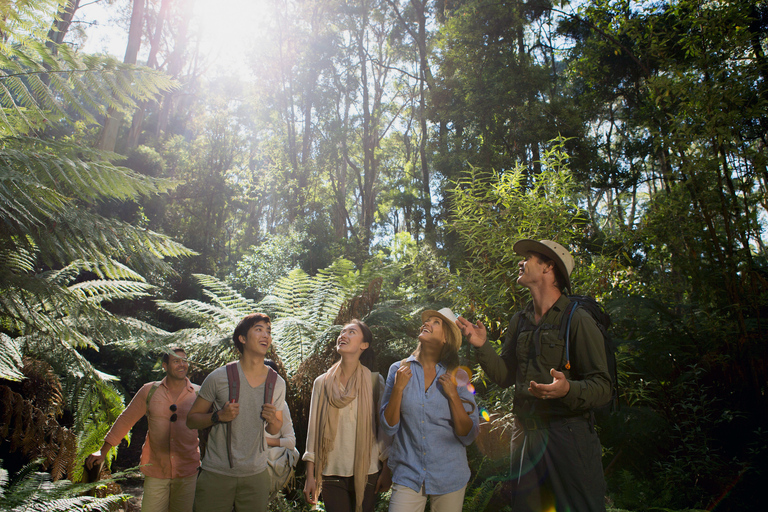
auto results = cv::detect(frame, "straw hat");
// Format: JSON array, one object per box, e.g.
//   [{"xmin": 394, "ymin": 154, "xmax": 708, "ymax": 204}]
[{"xmin": 421, "ymin": 307, "xmax": 462, "ymax": 351}]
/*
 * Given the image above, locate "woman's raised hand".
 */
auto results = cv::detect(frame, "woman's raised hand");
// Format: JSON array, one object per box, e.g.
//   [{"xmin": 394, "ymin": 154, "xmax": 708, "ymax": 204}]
[
  {"xmin": 438, "ymin": 373, "xmax": 459, "ymax": 400},
  {"xmin": 393, "ymin": 364, "xmax": 412, "ymax": 392}
]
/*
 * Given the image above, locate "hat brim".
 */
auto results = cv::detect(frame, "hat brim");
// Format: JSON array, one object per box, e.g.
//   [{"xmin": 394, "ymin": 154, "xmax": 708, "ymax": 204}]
[
  {"xmin": 421, "ymin": 310, "xmax": 462, "ymax": 351},
  {"xmin": 513, "ymin": 239, "xmax": 572, "ymax": 292}
]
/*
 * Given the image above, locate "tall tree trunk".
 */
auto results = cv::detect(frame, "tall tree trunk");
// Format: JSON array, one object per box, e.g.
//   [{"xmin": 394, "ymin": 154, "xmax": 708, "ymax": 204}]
[
  {"xmin": 127, "ymin": 0, "xmax": 172, "ymax": 149},
  {"xmin": 46, "ymin": 0, "xmax": 81, "ymax": 50},
  {"xmin": 96, "ymin": 0, "xmax": 145, "ymax": 152},
  {"xmin": 155, "ymin": 0, "xmax": 195, "ymax": 138}
]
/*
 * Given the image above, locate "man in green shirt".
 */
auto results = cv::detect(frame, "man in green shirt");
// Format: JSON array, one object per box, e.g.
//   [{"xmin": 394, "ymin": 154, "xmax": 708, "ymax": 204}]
[{"xmin": 457, "ymin": 239, "xmax": 610, "ymax": 512}]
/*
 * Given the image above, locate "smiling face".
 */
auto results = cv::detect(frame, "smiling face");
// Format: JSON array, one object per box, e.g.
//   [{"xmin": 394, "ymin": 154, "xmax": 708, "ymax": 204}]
[
  {"xmin": 162, "ymin": 350, "xmax": 189, "ymax": 382},
  {"xmin": 336, "ymin": 322, "xmax": 369, "ymax": 359},
  {"xmin": 239, "ymin": 321, "xmax": 272, "ymax": 357},
  {"xmin": 418, "ymin": 316, "xmax": 447, "ymax": 346}
]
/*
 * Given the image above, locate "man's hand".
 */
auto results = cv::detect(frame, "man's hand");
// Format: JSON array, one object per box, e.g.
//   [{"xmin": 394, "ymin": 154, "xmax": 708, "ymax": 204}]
[
  {"xmin": 218, "ymin": 400, "xmax": 240, "ymax": 422},
  {"xmin": 456, "ymin": 316, "xmax": 487, "ymax": 348},
  {"xmin": 85, "ymin": 451, "xmax": 105, "ymax": 470},
  {"xmin": 528, "ymin": 368, "xmax": 570, "ymax": 400}
]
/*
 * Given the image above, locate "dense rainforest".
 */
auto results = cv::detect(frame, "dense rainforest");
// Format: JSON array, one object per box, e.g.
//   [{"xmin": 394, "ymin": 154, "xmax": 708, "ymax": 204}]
[{"xmin": 1, "ymin": 0, "xmax": 766, "ymax": 510}]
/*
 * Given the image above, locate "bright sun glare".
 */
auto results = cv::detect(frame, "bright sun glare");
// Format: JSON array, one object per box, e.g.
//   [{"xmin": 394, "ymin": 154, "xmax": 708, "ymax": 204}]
[
  {"xmin": 80, "ymin": 0, "xmax": 275, "ymax": 78},
  {"xmin": 193, "ymin": 0, "xmax": 274, "ymax": 74}
]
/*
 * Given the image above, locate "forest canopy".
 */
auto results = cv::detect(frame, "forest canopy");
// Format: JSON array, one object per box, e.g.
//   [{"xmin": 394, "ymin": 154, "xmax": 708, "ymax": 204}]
[{"xmin": 1, "ymin": 0, "xmax": 766, "ymax": 510}]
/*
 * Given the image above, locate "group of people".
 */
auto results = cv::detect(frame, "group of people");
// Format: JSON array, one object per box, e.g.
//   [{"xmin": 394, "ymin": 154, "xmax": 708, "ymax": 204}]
[{"xmin": 87, "ymin": 239, "xmax": 612, "ymax": 512}]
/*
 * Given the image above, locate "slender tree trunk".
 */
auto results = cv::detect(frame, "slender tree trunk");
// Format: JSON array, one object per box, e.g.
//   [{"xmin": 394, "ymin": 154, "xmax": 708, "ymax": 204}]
[
  {"xmin": 97, "ymin": 0, "xmax": 145, "ymax": 152},
  {"xmin": 127, "ymin": 0, "xmax": 172, "ymax": 149}
]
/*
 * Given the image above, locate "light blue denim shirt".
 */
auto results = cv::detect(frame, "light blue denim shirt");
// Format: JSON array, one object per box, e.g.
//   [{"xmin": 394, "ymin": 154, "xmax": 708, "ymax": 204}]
[{"xmin": 380, "ymin": 355, "xmax": 479, "ymax": 495}]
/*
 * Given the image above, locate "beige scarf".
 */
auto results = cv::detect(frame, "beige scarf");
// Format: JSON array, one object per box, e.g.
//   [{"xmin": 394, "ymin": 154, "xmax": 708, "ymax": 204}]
[{"xmin": 314, "ymin": 361, "xmax": 374, "ymax": 512}]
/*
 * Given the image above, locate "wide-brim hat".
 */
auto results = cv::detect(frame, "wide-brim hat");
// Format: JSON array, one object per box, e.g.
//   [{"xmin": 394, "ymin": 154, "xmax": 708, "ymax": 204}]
[
  {"xmin": 421, "ymin": 307, "xmax": 462, "ymax": 351},
  {"xmin": 513, "ymin": 239, "xmax": 574, "ymax": 292}
]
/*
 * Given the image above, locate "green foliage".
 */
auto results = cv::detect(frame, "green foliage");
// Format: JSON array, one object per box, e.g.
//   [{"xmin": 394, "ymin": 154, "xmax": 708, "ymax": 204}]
[
  {"xmin": 0, "ymin": 460, "xmax": 129, "ymax": 512},
  {"xmin": 450, "ymin": 139, "xmax": 584, "ymax": 325},
  {"xmin": 228, "ymin": 230, "xmax": 306, "ymax": 299},
  {"xmin": 0, "ymin": 334, "xmax": 25, "ymax": 381},
  {"xmin": 0, "ymin": 42, "xmax": 176, "ymax": 136},
  {"xmin": 264, "ymin": 259, "xmax": 357, "ymax": 374}
]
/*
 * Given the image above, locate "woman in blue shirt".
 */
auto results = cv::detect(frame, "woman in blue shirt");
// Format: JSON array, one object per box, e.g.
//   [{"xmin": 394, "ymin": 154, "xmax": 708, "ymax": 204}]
[{"xmin": 381, "ymin": 308, "xmax": 479, "ymax": 512}]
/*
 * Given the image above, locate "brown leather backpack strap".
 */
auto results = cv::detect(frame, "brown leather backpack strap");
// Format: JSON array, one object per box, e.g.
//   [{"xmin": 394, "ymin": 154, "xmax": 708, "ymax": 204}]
[{"xmin": 225, "ymin": 362, "xmax": 240, "ymax": 468}]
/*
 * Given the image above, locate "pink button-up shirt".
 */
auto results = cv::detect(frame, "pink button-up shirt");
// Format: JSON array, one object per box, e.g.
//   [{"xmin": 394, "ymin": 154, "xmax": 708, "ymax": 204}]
[{"xmin": 105, "ymin": 377, "xmax": 200, "ymax": 479}]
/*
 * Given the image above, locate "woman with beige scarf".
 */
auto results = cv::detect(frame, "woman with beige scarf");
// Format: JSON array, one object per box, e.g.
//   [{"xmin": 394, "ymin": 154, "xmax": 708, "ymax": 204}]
[{"xmin": 303, "ymin": 319, "xmax": 392, "ymax": 512}]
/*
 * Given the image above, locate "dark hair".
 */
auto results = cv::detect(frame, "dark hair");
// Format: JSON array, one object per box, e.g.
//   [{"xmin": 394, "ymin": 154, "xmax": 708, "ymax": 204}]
[
  {"xmin": 532, "ymin": 252, "xmax": 566, "ymax": 292},
  {"xmin": 162, "ymin": 347, "xmax": 186, "ymax": 364},
  {"xmin": 233, "ymin": 313, "xmax": 271, "ymax": 353},
  {"xmin": 264, "ymin": 359, "xmax": 279, "ymax": 373},
  {"xmin": 345, "ymin": 319, "xmax": 376, "ymax": 370}
]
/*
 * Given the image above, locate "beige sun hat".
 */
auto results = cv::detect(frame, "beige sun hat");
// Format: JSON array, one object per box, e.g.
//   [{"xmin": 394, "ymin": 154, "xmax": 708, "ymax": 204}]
[
  {"xmin": 421, "ymin": 307, "xmax": 462, "ymax": 351},
  {"xmin": 513, "ymin": 239, "xmax": 574, "ymax": 292}
]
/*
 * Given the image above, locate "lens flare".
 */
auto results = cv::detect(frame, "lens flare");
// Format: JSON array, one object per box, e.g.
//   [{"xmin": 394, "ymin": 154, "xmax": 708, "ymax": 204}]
[
  {"xmin": 454, "ymin": 366, "xmax": 472, "ymax": 387},
  {"xmin": 480, "ymin": 408, "xmax": 490, "ymax": 422},
  {"xmin": 466, "ymin": 383, "xmax": 475, "ymax": 394}
]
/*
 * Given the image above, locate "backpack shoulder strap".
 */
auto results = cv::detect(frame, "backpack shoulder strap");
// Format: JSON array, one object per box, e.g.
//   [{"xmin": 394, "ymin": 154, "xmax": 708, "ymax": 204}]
[
  {"xmin": 145, "ymin": 382, "xmax": 160, "ymax": 417},
  {"xmin": 225, "ymin": 361, "xmax": 240, "ymax": 403},
  {"xmin": 224, "ymin": 361, "xmax": 240, "ymax": 469},
  {"xmin": 560, "ymin": 300, "xmax": 580, "ymax": 370},
  {"xmin": 264, "ymin": 367, "xmax": 278, "ymax": 405}
]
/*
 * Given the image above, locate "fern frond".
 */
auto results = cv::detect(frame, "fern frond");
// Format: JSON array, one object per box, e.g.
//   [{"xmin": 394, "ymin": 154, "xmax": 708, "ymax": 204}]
[
  {"xmin": 0, "ymin": 43, "xmax": 176, "ymax": 136},
  {"xmin": 0, "ymin": 334, "xmax": 25, "ymax": 381},
  {"xmin": 0, "ymin": 460, "xmax": 130, "ymax": 511},
  {"xmin": 194, "ymin": 274, "xmax": 258, "ymax": 315},
  {"xmin": 271, "ymin": 316, "xmax": 316, "ymax": 374}
]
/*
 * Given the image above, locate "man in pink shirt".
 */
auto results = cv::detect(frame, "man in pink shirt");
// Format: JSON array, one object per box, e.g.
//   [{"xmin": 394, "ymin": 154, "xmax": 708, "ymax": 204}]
[{"xmin": 86, "ymin": 347, "xmax": 200, "ymax": 512}]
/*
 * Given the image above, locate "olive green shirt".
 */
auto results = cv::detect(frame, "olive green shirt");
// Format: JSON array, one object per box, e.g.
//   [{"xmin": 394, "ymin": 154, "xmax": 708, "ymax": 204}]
[{"xmin": 474, "ymin": 294, "xmax": 611, "ymax": 417}]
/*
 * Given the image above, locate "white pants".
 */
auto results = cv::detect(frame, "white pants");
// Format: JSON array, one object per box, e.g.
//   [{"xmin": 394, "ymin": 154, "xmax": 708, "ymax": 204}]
[
  {"xmin": 141, "ymin": 474, "xmax": 196, "ymax": 512},
  {"xmin": 388, "ymin": 483, "xmax": 466, "ymax": 512}
]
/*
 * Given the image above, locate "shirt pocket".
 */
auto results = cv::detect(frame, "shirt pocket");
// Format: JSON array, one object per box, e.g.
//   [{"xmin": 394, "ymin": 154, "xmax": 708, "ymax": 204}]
[{"xmin": 539, "ymin": 330, "xmax": 566, "ymax": 369}]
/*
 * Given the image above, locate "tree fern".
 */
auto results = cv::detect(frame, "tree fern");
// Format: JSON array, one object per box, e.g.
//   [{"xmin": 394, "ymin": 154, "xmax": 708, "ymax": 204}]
[
  {"xmin": 0, "ymin": 334, "xmax": 25, "ymax": 381},
  {"xmin": 0, "ymin": 460, "xmax": 130, "ymax": 512},
  {"xmin": 157, "ymin": 262, "xmax": 361, "ymax": 376},
  {"xmin": 0, "ymin": 42, "xmax": 176, "ymax": 136}
]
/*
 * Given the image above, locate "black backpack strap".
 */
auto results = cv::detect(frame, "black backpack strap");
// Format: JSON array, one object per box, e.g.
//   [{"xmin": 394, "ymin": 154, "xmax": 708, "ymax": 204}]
[
  {"xmin": 559, "ymin": 301, "xmax": 580, "ymax": 370},
  {"xmin": 225, "ymin": 361, "xmax": 240, "ymax": 468}
]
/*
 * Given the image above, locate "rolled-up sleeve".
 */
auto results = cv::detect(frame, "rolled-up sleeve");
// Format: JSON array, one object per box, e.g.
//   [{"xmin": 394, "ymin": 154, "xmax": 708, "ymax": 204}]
[
  {"xmin": 456, "ymin": 384, "xmax": 479, "ymax": 447},
  {"xmin": 379, "ymin": 361, "xmax": 401, "ymax": 437}
]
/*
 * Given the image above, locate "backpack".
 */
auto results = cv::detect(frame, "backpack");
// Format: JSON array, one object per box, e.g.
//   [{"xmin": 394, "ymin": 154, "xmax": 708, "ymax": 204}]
[
  {"xmin": 514, "ymin": 295, "xmax": 619, "ymax": 415},
  {"xmin": 200, "ymin": 362, "xmax": 279, "ymax": 467}
]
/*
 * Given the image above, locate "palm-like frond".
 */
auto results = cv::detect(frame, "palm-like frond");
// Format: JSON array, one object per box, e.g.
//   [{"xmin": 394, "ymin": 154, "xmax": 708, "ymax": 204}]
[
  {"xmin": 0, "ymin": 333, "xmax": 24, "ymax": 381},
  {"xmin": 0, "ymin": 42, "xmax": 176, "ymax": 136},
  {"xmin": 0, "ymin": 0, "xmax": 62, "ymax": 45},
  {"xmin": 0, "ymin": 460, "xmax": 130, "ymax": 512}
]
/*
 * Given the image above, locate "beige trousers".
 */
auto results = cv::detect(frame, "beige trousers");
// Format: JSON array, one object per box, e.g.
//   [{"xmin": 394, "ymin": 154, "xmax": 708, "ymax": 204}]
[{"xmin": 388, "ymin": 483, "xmax": 466, "ymax": 512}]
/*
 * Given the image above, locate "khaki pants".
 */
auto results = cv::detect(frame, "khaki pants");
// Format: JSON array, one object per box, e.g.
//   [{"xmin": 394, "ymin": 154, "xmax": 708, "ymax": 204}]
[
  {"xmin": 388, "ymin": 483, "xmax": 466, "ymax": 512},
  {"xmin": 141, "ymin": 474, "xmax": 196, "ymax": 512},
  {"xmin": 192, "ymin": 469, "xmax": 270, "ymax": 512}
]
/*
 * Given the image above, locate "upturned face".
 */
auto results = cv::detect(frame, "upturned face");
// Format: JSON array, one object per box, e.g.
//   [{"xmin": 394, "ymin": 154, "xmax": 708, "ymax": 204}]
[
  {"xmin": 517, "ymin": 253, "xmax": 549, "ymax": 289},
  {"xmin": 163, "ymin": 351, "xmax": 189, "ymax": 380},
  {"xmin": 240, "ymin": 321, "xmax": 272, "ymax": 356},
  {"xmin": 418, "ymin": 316, "xmax": 447, "ymax": 346},
  {"xmin": 336, "ymin": 323, "xmax": 369, "ymax": 357}
]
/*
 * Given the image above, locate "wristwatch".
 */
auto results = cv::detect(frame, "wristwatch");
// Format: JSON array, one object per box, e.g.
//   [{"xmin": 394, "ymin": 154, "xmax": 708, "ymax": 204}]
[{"xmin": 211, "ymin": 411, "xmax": 220, "ymax": 425}]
